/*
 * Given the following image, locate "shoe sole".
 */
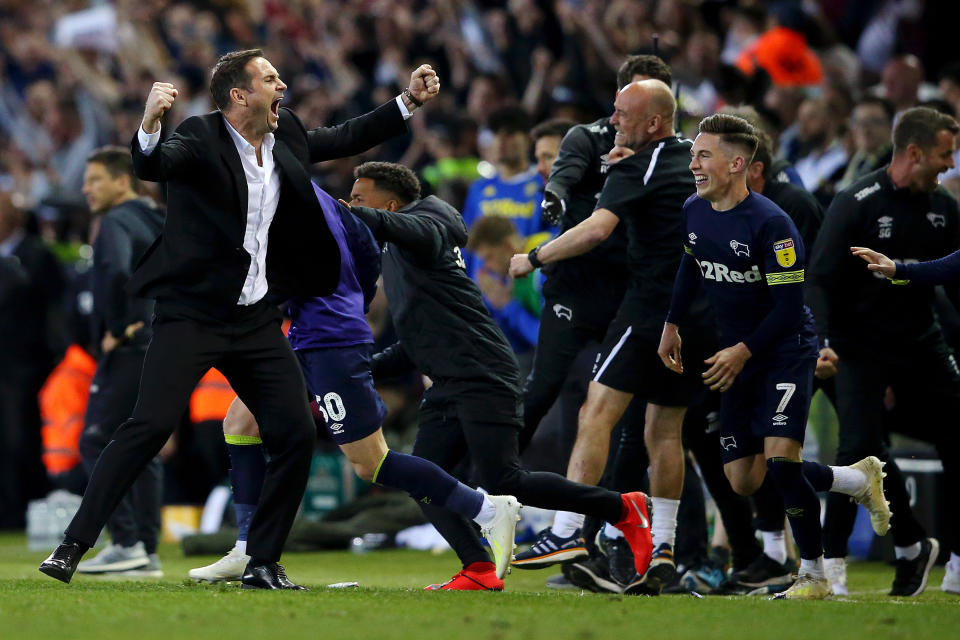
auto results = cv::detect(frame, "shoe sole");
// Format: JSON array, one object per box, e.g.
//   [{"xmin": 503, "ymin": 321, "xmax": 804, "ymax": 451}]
[
  {"xmin": 511, "ymin": 546, "xmax": 588, "ymax": 569},
  {"xmin": 565, "ymin": 563, "xmax": 623, "ymax": 594},
  {"xmin": 637, "ymin": 562, "xmax": 676, "ymax": 595},
  {"xmin": 38, "ymin": 565, "xmax": 73, "ymax": 584},
  {"xmin": 76, "ymin": 558, "xmax": 150, "ymax": 573},
  {"xmin": 190, "ymin": 574, "xmax": 243, "ymax": 583},
  {"xmin": 854, "ymin": 456, "xmax": 891, "ymax": 536}
]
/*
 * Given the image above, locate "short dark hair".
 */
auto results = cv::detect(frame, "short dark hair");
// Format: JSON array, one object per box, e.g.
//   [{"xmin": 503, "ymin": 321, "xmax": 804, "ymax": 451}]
[
  {"xmin": 530, "ymin": 119, "xmax": 574, "ymax": 142},
  {"xmin": 488, "ymin": 106, "xmax": 532, "ymax": 136},
  {"xmin": 698, "ymin": 113, "xmax": 760, "ymax": 163},
  {"xmin": 892, "ymin": 106, "xmax": 960, "ymax": 154},
  {"xmin": 87, "ymin": 146, "xmax": 139, "ymax": 190},
  {"xmin": 853, "ymin": 96, "xmax": 895, "ymax": 122},
  {"xmin": 353, "ymin": 162, "xmax": 421, "ymax": 205},
  {"xmin": 617, "ymin": 55, "xmax": 672, "ymax": 90},
  {"xmin": 210, "ymin": 49, "xmax": 263, "ymax": 111},
  {"xmin": 466, "ymin": 215, "xmax": 518, "ymax": 251},
  {"xmin": 749, "ymin": 130, "xmax": 775, "ymax": 181}
]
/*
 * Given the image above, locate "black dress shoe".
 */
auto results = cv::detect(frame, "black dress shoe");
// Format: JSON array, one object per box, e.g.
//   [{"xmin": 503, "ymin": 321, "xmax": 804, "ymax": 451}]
[
  {"xmin": 39, "ymin": 542, "xmax": 85, "ymax": 584},
  {"xmin": 241, "ymin": 561, "xmax": 308, "ymax": 590}
]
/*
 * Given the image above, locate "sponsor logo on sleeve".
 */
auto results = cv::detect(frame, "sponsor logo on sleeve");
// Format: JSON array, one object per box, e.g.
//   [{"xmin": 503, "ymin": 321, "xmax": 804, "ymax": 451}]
[{"xmin": 773, "ymin": 238, "xmax": 796, "ymax": 268}]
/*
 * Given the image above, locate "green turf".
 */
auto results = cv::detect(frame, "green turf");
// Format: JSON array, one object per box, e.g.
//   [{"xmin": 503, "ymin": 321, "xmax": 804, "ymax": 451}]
[{"xmin": 1, "ymin": 533, "xmax": 957, "ymax": 639}]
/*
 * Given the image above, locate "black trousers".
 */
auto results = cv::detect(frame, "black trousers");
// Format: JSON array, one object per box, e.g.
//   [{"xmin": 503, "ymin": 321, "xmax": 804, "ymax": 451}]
[
  {"xmin": 79, "ymin": 347, "xmax": 161, "ymax": 554},
  {"xmin": 823, "ymin": 339, "xmax": 960, "ymax": 556},
  {"xmin": 521, "ymin": 286, "xmax": 624, "ymax": 450},
  {"xmin": 412, "ymin": 386, "xmax": 624, "ymax": 567},
  {"xmin": 66, "ymin": 301, "xmax": 315, "ymax": 562}
]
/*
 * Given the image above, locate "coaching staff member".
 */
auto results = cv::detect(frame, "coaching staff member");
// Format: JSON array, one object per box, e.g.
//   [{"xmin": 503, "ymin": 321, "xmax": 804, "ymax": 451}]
[
  {"xmin": 40, "ymin": 49, "xmax": 439, "ymax": 589},
  {"xmin": 809, "ymin": 106, "xmax": 959, "ymax": 597}
]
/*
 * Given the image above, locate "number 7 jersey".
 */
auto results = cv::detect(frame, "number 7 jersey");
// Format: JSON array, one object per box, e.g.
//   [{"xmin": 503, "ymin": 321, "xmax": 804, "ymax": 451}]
[{"xmin": 679, "ymin": 191, "xmax": 818, "ymax": 361}]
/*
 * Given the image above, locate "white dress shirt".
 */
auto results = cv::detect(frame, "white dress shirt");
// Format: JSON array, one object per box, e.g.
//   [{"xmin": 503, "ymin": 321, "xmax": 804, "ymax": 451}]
[
  {"xmin": 136, "ymin": 95, "xmax": 413, "ymax": 305},
  {"xmin": 139, "ymin": 118, "xmax": 281, "ymax": 306}
]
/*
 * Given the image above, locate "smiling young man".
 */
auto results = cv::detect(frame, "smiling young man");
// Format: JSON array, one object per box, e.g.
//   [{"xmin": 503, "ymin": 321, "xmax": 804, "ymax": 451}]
[
  {"xmin": 810, "ymin": 106, "xmax": 960, "ymax": 597},
  {"xmin": 660, "ymin": 113, "xmax": 890, "ymax": 600}
]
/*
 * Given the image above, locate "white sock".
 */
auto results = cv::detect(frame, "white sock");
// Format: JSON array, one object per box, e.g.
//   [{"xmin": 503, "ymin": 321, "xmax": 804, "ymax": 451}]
[
  {"xmin": 947, "ymin": 552, "xmax": 960, "ymax": 574},
  {"xmin": 895, "ymin": 541, "xmax": 922, "ymax": 561},
  {"xmin": 235, "ymin": 540, "xmax": 247, "ymax": 554},
  {"xmin": 472, "ymin": 495, "xmax": 497, "ymax": 526},
  {"xmin": 552, "ymin": 511, "xmax": 585, "ymax": 538},
  {"xmin": 830, "ymin": 465, "xmax": 867, "ymax": 496},
  {"xmin": 823, "ymin": 557, "xmax": 845, "ymax": 578},
  {"xmin": 603, "ymin": 523, "xmax": 624, "ymax": 539},
  {"xmin": 800, "ymin": 556, "xmax": 825, "ymax": 580},
  {"xmin": 762, "ymin": 530, "xmax": 787, "ymax": 564},
  {"xmin": 651, "ymin": 497, "xmax": 680, "ymax": 549}
]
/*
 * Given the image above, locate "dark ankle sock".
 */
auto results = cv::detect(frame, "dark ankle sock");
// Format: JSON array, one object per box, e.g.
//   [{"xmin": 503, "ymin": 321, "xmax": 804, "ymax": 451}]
[
  {"xmin": 801, "ymin": 460, "xmax": 834, "ymax": 492},
  {"xmin": 464, "ymin": 561, "xmax": 496, "ymax": 573},
  {"xmin": 225, "ymin": 435, "xmax": 266, "ymax": 542},
  {"xmin": 752, "ymin": 475, "xmax": 785, "ymax": 532},
  {"xmin": 766, "ymin": 457, "xmax": 824, "ymax": 560},
  {"xmin": 374, "ymin": 450, "xmax": 483, "ymax": 519}
]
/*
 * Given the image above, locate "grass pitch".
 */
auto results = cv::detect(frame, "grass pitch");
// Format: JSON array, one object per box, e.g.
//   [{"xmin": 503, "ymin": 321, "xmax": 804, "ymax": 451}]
[{"xmin": 1, "ymin": 533, "xmax": 957, "ymax": 640}]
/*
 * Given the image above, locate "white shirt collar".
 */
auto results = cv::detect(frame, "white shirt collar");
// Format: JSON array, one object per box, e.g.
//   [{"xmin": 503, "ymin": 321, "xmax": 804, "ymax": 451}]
[{"xmin": 222, "ymin": 115, "xmax": 275, "ymax": 156}]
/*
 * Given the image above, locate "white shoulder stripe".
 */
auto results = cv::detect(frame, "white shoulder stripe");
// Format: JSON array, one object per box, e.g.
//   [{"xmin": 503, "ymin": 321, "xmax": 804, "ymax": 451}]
[{"xmin": 643, "ymin": 142, "xmax": 666, "ymax": 185}]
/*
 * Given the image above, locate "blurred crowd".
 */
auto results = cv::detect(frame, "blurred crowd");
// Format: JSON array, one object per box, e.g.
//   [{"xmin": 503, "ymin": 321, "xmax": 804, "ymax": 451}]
[{"xmin": 2, "ymin": 0, "xmax": 960, "ymax": 528}]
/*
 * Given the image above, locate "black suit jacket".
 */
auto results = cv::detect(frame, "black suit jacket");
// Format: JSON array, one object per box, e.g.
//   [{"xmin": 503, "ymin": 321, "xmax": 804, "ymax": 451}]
[{"xmin": 128, "ymin": 101, "xmax": 407, "ymax": 319}]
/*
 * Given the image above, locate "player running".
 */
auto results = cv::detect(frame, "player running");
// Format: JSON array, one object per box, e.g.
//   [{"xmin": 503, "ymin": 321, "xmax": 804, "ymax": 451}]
[
  {"xmin": 660, "ymin": 114, "xmax": 891, "ymax": 600},
  {"xmin": 342, "ymin": 161, "xmax": 653, "ymax": 592},
  {"xmin": 188, "ymin": 183, "xmax": 520, "ymax": 587}
]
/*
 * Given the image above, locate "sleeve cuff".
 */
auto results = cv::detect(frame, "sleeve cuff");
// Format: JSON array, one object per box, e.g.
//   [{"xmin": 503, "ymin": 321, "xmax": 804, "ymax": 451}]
[
  {"xmin": 395, "ymin": 95, "xmax": 413, "ymax": 120},
  {"xmin": 138, "ymin": 124, "xmax": 161, "ymax": 155}
]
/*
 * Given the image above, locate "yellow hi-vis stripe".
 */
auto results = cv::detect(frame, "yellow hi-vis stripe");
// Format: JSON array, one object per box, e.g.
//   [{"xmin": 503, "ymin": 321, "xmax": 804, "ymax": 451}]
[{"xmin": 766, "ymin": 270, "xmax": 804, "ymax": 285}]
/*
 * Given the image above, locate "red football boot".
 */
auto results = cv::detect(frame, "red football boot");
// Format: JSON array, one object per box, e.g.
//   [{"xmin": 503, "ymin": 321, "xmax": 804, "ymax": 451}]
[
  {"xmin": 424, "ymin": 562, "xmax": 504, "ymax": 591},
  {"xmin": 613, "ymin": 491, "xmax": 653, "ymax": 576}
]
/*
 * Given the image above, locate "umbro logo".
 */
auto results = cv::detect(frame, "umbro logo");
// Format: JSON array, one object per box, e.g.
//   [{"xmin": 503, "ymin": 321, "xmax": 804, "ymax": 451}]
[
  {"xmin": 688, "ymin": 233, "xmax": 697, "ymax": 245},
  {"xmin": 330, "ymin": 422, "xmax": 344, "ymax": 434},
  {"xmin": 773, "ymin": 413, "xmax": 788, "ymax": 426}
]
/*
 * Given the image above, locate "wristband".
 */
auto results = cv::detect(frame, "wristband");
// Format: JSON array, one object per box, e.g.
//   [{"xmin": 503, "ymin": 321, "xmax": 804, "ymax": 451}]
[
  {"xmin": 403, "ymin": 87, "xmax": 423, "ymax": 108},
  {"xmin": 528, "ymin": 246, "xmax": 544, "ymax": 269}
]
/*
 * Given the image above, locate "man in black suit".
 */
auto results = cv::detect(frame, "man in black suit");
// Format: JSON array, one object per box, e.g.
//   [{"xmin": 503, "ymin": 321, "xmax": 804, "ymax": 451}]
[{"xmin": 40, "ymin": 48, "xmax": 439, "ymax": 589}]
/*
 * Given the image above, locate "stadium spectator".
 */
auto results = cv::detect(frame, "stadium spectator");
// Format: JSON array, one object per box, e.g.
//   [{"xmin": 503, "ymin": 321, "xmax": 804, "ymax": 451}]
[
  {"xmin": 467, "ymin": 215, "xmax": 542, "ymax": 363},
  {"xmin": 792, "ymin": 98, "xmax": 848, "ymax": 205},
  {"xmin": 835, "ymin": 97, "xmax": 895, "ymax": 192},
  {"xmin": 462, "ymin": 105, "xmax": 553, "ymax": 343}
]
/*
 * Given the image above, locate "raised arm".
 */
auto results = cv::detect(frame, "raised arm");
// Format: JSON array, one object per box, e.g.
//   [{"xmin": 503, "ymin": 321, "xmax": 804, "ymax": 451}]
[
  {"xmin": 130, "ymin": 82, "xmax": 201, "ymax": 182},
  {"xmin": 306, "ymin": 64, "xmax": 440, "ymax": 163}
]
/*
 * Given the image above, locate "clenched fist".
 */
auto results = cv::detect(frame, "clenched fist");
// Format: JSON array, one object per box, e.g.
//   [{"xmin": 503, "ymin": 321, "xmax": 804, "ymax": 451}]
[{"xmin": 142, "ymin": 82, "xmax": 178, "ymax": 134}]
